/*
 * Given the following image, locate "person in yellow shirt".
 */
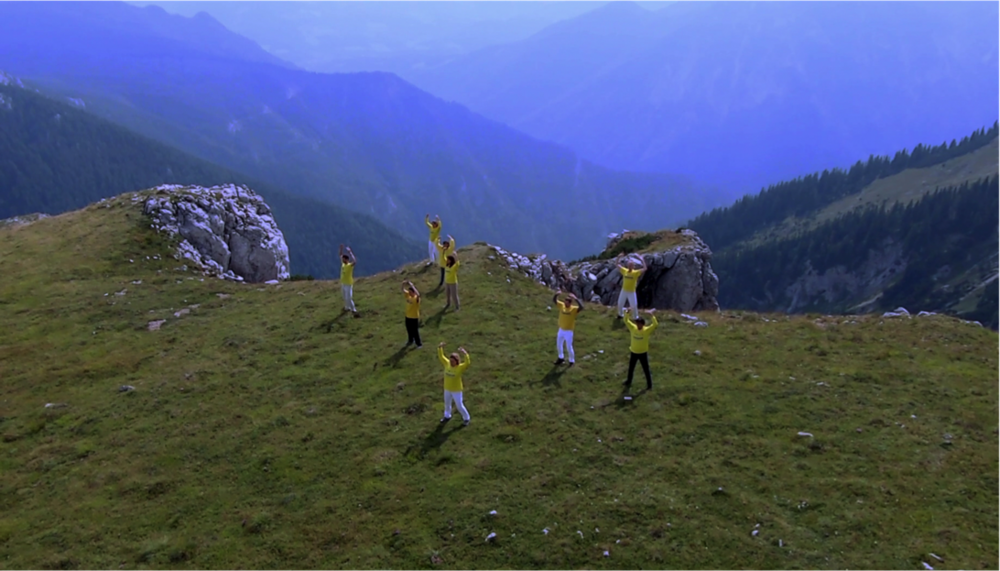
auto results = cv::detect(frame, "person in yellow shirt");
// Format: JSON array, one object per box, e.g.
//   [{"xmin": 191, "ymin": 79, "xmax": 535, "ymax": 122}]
[
  {"xmin": 438, "ymin": 342, "xmax": 471, "ymax": 426},
  {"xmin": 552, "ymin": 290, "xmax": 584, "ymax": 366},
  {"xmin": 444, "ymin": 254, "xmax": 461, "ymax": 311},
  {"xmin": 616, "ymin": 254, "xmax": 647, "ymax": 320},
  {"xmin": 435, "ymin": 234, "xmax": 456, "ymax": 288},
  {"xmin": 623, "ymin": 308, "xmax": 658, "ymax": 390},
  {"xmin": 339, "ymin": 244, "xmax": 357, "ymax": 314},
  {"xmin": 425, "ymin": 214, "xmax": 442, "ymax": 266},
  {"xmin": 402, "ymin": 280, "xmax": 423, "ymax": 349}
]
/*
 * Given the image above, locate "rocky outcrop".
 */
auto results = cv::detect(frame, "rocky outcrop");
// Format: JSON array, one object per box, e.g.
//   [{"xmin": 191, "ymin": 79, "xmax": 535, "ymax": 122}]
[
  {"xmin": 143, "ymin": 184, "xmax": 290, "ymax": 283},
  {"xmin": 489, "ymin": 229, "xmax": 720, "ymax": 312}
]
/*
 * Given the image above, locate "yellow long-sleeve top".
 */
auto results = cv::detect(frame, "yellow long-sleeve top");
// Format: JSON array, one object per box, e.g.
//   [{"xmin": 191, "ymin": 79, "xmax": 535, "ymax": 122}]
[
  {"xmin": 439, "ymin": 347, "xmax": 471, "ymax": 392},
  {"xmin": 625, "ymin": 314, "xmax": 658, "ymax": 354},
  {"xmin": 340, "ymin": 262, "xmax": 355, "ymax": 286},
  {"xmin": 436, "ymin": 239, "xmax": 456, "ymax": 268},
  {"xmin": 426, "ymin": 217, "xmax": 442, "ymax": 242},
  {"xmin": 557, "ymin": 300, "xmax": 581, "ymax": 331},
  {"xmin": 620, "ymin": 266, "xmax": 642, "ymax": 292},
  {"xmin": 404, "ymin": 291, "xmax": 421, "ymax": 319},
  {"xmin": 445, "ymin": 260, "xmax": 460, "ymax": 284}
]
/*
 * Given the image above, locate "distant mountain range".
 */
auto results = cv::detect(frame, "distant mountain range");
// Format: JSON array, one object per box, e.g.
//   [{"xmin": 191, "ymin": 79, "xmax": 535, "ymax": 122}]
[
  {"xmin": 0, "ymin": 1, "xmax": 727, "ymax": 261},
  {"xmin": 0, "ymin": 77, "xmax": 422, "ymax": 279},
  {"xmin": 405, "ymin": 1, "xmax": 999, "ymax": 194}
]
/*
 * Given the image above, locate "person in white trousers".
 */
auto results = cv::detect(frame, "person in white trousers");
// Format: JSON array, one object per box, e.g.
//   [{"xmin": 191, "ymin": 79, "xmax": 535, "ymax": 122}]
[
  {"xmin": 438, "ymin": 342, "xmax": 471, "ymax": 426},
  {"xmin": 552, "ymin": 290, "xmax": 584, "ymax": 366},
  {"xmin": 425, "ymin": 214, "xmax": 442, "ymax": 266},
  {"xmin": 616, "ymin": 254, "xmax": 646, "ymax": 320},
  {"xmin": 339, "ymin": 244, "xmax": 357, "ymax": 314}
]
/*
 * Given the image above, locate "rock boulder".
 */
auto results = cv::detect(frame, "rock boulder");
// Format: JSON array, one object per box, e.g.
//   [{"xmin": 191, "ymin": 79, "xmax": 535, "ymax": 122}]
[{"xmin": 143, "ymin": 184, "xmax": 290, "ymax": 283}]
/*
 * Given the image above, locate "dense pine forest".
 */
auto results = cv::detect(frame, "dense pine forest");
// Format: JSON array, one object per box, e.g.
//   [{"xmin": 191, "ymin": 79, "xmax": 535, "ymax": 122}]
[
  {"xmin": 689, "ymin": 122, "xmax": 999, "ymax": 251},
  {"xmin": 714, "ymin": 176, "xmax": 999, "ymax": 328},
  {"xmin": 0, "ymin": 84, "xmax": 422, "ymax": 278}
]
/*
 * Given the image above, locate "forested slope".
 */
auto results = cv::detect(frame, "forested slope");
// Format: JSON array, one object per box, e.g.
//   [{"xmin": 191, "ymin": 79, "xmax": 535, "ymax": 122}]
[
  {"xmin": 0, "ymin": 83, "xmax": 422, "ymax": 278},
  {"xmin": 688, "ymin": 124, "xmax": 999, "ymax": 327}
]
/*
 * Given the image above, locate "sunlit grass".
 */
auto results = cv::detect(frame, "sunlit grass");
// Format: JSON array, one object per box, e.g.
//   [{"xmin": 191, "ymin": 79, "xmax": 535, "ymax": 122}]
[{"xmin": 0, "ymin": 195, "xmax": 996, "ymax": 569}]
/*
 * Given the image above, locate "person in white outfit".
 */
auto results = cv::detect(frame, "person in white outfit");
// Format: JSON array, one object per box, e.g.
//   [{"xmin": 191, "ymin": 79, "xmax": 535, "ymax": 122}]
[
  {"xmin": 339, "ymin": 244, "xmax": 357, "ymax": 314},
  {"xmin": 552, "ymin": 290, "xmax": 584, "ymax": 366},
  {"xmin": 616, "ymin": 254, "xmax": 646, "ymax": 320},
  {"xmin": 438, "ymin": 342, "xmax": 471, "ymax": 426},
  {"xmin": 425, "ymin": 214, "xmax": 442, "ymax": 266}
]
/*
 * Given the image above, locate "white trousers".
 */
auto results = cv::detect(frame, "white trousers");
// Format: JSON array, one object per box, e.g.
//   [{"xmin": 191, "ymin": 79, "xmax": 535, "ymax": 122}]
[
  {"xmin": 428, "ymin": 240, "xmax": 439, "ymax": 264},
  {"xmin": 556, "ymin": 329, "xmax": 575, "ymax": 362},
  {"xmin": 342, "ymin": 284, "xmax": 356, "ymax": 312},
  {"xmin": 617, "ymin": 289, "xmax": 638, "ymax": 319},
  {"xmin": 443, "ymin": 390, "xmax": 470, "ymax": 421}
]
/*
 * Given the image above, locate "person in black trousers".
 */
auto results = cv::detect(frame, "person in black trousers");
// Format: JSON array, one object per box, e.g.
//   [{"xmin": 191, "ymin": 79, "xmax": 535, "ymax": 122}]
[
  {"xmin": 402, "ymin": 280, "xmax": 423, "ymax": 348},
  {"xmin": 623, "ymin": 309, "xmax": 658, "ymax": 390}
]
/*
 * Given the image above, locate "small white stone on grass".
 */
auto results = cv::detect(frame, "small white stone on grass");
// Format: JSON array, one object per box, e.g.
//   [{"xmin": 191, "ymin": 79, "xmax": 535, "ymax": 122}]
[
  {"xmin": 485, "ymin": 532, "xmax": 496, "ymax": 542},
  {"xmin": 577, "ymin": 530, "xmax": 584, "ymax": 538},
  {"xmin": 922, "ymin": 562, "xmax": 933, "ymax": 570},
  {"xmin": 694, "ymin": 321, "xmax": 708, "ymax": 327},
  {"xmin": 489, "ymin": 510, "xmax": 497, "ymax": 516},
  {"xmin": 797, "ymin": 432, "xmax": 813, "ymax": 437},
  {"xmin": 603, "ymin": 550, "xmax": 610, "ymax": 557},
  {"xmin": 542, "ymin": 528, "xmax": 549, "ymax": 535},
  {"xmin": 929, "ymin": 553, "xmax": 943, "ymax": 562},
  {"xmin": 751, "ymin": 529, "xmax": 759, "ymax": 536}
]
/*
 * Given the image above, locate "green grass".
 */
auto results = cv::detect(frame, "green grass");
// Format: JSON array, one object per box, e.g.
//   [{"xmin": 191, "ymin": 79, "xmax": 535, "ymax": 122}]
[
  {"xmin": 571, "ymin": 230, "xmax": 695, "ymax": 263},
  {"xmin": 0, "ymin": 195, "xmax": 997, "ymax": 569}
]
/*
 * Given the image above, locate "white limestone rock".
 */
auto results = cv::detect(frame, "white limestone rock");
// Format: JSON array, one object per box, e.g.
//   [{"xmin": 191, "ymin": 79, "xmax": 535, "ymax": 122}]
[{"xmin": 143, "ymin": 184, "xmax": 290, "ymax": 283}]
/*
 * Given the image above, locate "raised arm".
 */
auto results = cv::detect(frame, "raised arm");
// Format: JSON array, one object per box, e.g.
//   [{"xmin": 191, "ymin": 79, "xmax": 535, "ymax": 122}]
[
  {"xmin": 339, "ymin": 243, "xmax": 344, "ymax": 257},
  {"xmin": 571, "ymin": 293, "xmax": 584, "ymax": 311},
  {"xmin": 552, "ymin": 291, "xmax": 561, "ymax": 306},
  {"xmin": 346, "ymin": 247, "xmax": 357, "ymax": 265},
  {"xmin": 458, "ymin": 347, "xmax": 471, "ymax": 370},
  {"xmin": 425, "ymin": 214, "xmax": 432, "ymax": 228},
  {"xmin": 639, "ymin": 256, "xmax": 648, "ymax": 271},
  {"xmin": 437, "ymin": 343, "xmax": 448, "ymax": 366}
]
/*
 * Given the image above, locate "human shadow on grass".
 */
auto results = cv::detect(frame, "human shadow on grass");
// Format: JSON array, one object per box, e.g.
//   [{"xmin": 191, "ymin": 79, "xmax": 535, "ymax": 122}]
[
  {"xmin": 318, "ymin": 311, "xmax": 351, "ymax": 333},
  {"xmin": 610, "ymin": 317, "xmax": 628, "ymax": 331},
  {"xmin": 528, "ymin": 365, "xmax": 566, "ymax": 389},
  {"xmin": 422, "ymin": 307, "xmax": 448, "ymax": 329},
  {"xmin": 615, "ymin": 385, "xmax": 650, "ymax": 409},
  {"xmin": 404, "ymin": 421, "xmax": 466, "ymax": 461},
  {"xmin": 384, "ymin": 345, "xmax": 412, "ymax": 369}
]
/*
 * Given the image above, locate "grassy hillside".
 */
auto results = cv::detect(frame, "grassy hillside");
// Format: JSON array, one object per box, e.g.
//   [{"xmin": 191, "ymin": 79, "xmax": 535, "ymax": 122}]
[
  {"xmin": 0, "ymin": 82, "xmax": 422, "ymax": 278},
  {"xmin": 0, "ymin": 196, "xmax": 996, "ymax": 569}
]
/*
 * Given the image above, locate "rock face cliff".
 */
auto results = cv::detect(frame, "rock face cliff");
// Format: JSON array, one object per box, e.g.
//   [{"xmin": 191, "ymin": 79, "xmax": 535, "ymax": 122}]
[
  {"xmin": 143, "ymin": 184, "xmax": 290, "ymax": 283},
  {"xmin": 489, "ymin": 229, "xmax": 720, "ymax": 312}
]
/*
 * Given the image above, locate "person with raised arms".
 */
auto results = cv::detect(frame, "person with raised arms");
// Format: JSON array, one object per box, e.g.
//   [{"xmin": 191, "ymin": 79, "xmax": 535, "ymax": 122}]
[
  {"xmin": 435, "ymin": 234, "xmax": 456, "ymax": 288},
  {"xmin": 339, "ymin": 244, "xmax": 358, "ymax": 315},
  {"xmin": 438, "ymin": 342, "xmax": 471, "ymax": 426},
  {"xmin": 444, "ymin": 254, "xmax": 461, "ymax": 311},
  {"xmin": 552, "ymin": 290, "xmax": 584, "ymax": 366},
  {"xmin": 623, "ymin": 308, "xmax": 658, "ymax": 391},
  {"xmin": 402, "ymin": 280, "xmax": 423, "ymax": 349},
  {"xmin": 425, "ymin": 214, "xmax": 442, "ymax": 267},
  {"xmin": 616, "ymin": 253, "xmax": 646, "ymax": 320}
]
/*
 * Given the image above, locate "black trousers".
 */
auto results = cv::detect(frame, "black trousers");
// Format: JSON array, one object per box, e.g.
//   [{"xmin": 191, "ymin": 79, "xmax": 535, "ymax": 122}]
[
  {"xmin": 405, "ymin": 317, "xmax": 421, "ymax": 346},
  {"xmin": 626, "ymin": 351, "xmax": 652, "ymax": 388},
  {"xmin": 438, "ymin": 267, "xmax": 445, "ymax": 287}
]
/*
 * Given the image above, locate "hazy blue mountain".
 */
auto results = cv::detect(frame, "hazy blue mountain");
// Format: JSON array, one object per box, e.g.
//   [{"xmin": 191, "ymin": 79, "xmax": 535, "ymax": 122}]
[
  {"xmin": 405, "ymin": 1, "xmax": 1000, "ymax": 194},
  {"xmin": 0, "ymin": 78, "xmax": 422, "ymax": 279},
  {"xmin": 0, "ymin": 1, "xmax": 726, "ymax": 260},
  {"xmin": 131, "ymin": 1, "xmax": 617, "ymax": 75}
]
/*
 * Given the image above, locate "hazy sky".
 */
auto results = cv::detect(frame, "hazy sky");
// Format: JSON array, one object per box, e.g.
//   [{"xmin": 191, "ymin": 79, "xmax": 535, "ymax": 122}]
[{"xmin": 132, "ymin": 1, "xmax": 673, "ymax": 73}]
